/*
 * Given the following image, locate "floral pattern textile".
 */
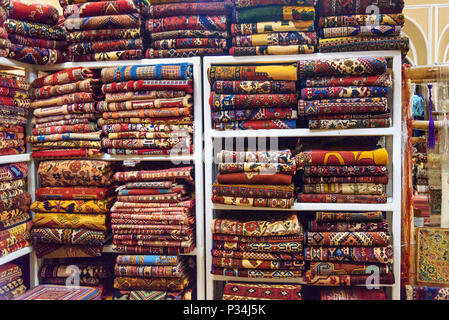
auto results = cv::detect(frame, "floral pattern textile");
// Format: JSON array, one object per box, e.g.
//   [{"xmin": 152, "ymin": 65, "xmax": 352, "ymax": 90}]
[
  {"xmin": 37, "ymin": 160, "xmax": 114, "ymax": 187},
  {"xmin": 416, "ymin": 228, "xmax": 449, "ymax": 285},
  {"xmin": 298, "ymin": 57, "xmax": 387, "ymax": 78},
  {"xmin": 5, "ymin": 19, "xmax": 67, "ymax": 41}
]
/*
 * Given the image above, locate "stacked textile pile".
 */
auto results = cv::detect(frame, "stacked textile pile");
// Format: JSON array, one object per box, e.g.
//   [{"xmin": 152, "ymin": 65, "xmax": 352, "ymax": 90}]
[
  {"xmin": 413, "ymin": 162, "xmax": 432, "ymax": 222},
  {"xmin": 0, "ymin": 162, "xmax": 32, "ymax": 257},
  {"xmin": 212, "ymin": 149, "xmax": 296, "ymax": 209},
  {"xmin": 143, "ymin": 1, "xmax": 231, "ymax": 58},
  {"xmin": 5, "ymin": 0, "xmax": 67, "ymax": 65},
  {"xmin": 0, "ymin": 0, "xmax": 9, "ymax": 57},
  {"xmin": 211, "ymin": 213, "xmax": 305, "ymax": 278},
  {"xmin": 319, "ymin": 288, "xmax": 387, "ymax": 300},
  {"xmin": 316, "ymin": 0, "xmax": 409, "ymax": 55},
  {"xmin": 61, "ymin": 0, "xmax": 143, "ymax": 62},
  {"xmin": 30, "ymin": 160, "xmax": 114, "ymax": 259},
  {"xmin": 99, "ymin": 63, "xmax": 193, "ymax": 156},
  {"xmin": 39, "ymin": 259, "xmax": 112, "ymax": 289},
  {"xmin": 304, "ymin": 211, "xmax": 394, "ymax": 286},
  {"xmin": 0, "ymin": 263, "xmax": 26, "ymax": 300},
  {"xmin": 208, "ymin": 63, "xmax": 298, "ymax": 130},
  {"xmin": 0, "ymin": 72, "xmax": 29, "ymax": 156},
  {"xmin": 413, "ymin": 165, "xmax": 431, "ymax": 223},
  {"xmin": 28, "ymin": 67, "xmax": 104, "ymax": 159},
  {"xmin": 222, "ymin": 282, "xmax": 302, "ymax": 300},
  {"xmin": 298, "ymin": 56, "xmax": 392, "ymax": 130},
  {"xmin": 296, "ymin": 148, "xmax": 389, "ymax": 203},
  {"xmin": 111, "ymin": 165, "xmax": 195, "ymax": 254},
  {"xmin": 15, "ymin": 284, "xmax": 102, "ymax": 300},
  {"xmin": 113, "ymin": 255, "xmax": 193, "ymax": 300},
  {"xmin": 230, "ymin": 0, "xmax": 316, "ymax": 56}
]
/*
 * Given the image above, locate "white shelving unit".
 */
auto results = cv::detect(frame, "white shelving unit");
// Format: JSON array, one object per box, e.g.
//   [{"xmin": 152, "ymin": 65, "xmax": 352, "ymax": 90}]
[
  {"xmin": 23, "ymin": 57, "xmax": 205, "ymax": 299},
  {"xmin": 0, "ymin": 59, "xmax": 36, "ymax": 288},
  {"xmin": 203, "ymin": 51, "xmax": 402, "ymax": 300}
]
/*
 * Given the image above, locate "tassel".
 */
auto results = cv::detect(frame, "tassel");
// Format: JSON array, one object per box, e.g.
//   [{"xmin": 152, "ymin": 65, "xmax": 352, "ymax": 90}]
[{"xmin": 428, "ymin": 84, "xmax": 436, "ymax": 149}]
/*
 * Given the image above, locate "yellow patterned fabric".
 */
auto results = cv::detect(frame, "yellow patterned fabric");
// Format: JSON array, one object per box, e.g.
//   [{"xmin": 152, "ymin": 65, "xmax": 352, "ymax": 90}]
[
  {"xmin": 33, "ymin": 213, "xmax": 107, "ymax": 231},
  {"xmin": 0, "ymin": 208, "xmax": 25, "ymax": 221},
  {"xmin": 31, "ymin": 141, "xmax": 102, "ymax": 150},
  {"xmin": 212, "ymin": 214, "xmax": 301, "ymax": 237},
  {"xmin": 31, "ymin": 199, "xmax": 113, "ymax": 214},
  {"xmin": 417, "ymin": 228, "xmax": 449, "ymax": 285},
  {"xmin": 208, "ymin": 64, "xmax": 297, "ymax": 83},
  {"xmin": 0, "ymin": 221, "xmax": 32, "ymax": 238}
]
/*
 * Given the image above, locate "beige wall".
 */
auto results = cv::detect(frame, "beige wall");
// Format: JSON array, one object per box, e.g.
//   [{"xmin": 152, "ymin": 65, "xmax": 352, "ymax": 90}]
[{"xmin": 404, "ymin": 0, "xmax": 449, "ymax": 65}]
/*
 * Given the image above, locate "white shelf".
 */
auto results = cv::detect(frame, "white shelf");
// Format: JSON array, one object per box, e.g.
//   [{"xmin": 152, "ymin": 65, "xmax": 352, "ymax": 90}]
[
  {"xmin": 100, "ymin": 154, "xmax": 194, "ymax": 162},
  {"xmin": 0, "ymin": 153, "xmax": 31, "ymax": 165},
  {"xmin": 211, "ymin": 128, "xmax": 395, "ymax": 138},
  {"xmin": 27, "ymin": 57, "xmax": 206, "ymax": 300},
  {"xmin": 102, "ymin": 245, "xmax": 199, "ymax": 257},
  {"xmin": 0, "ymin": 247, "xmax": 32, "ymax": 265},
  {"xmin": 204, "ymin": 51, "xmax": 403, "ymax": 301},
  {"xmin": 213, "ymin": 198, "xmax": 394, "ymax": 212},
  {"xmin": 0, "ymin": 57, "xmax": 36, "ymax": 70}
]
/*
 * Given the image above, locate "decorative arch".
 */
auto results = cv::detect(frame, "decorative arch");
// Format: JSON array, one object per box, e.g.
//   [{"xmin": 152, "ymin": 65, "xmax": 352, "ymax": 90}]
[
  {"xmin": 439, "ymin": 24, "xmax": 449, "ymax": 62},
  {"xmin": 403, "ymin": 15, "xmax": 430, "ymax": 65}
]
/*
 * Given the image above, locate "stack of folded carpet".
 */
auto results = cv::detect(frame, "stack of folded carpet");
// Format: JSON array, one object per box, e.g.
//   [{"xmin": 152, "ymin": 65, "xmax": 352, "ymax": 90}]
[
  {"xmin": 211, "ymin": 213, "xmax": 305, "ymax": 278},
  {"xmin": 413, "ymin": 165, "xmax": 431, "ymax": 221},
  {"xmin": 5, "ymin": 0, "xmax": 67, "ymax": 65},
  {"xmin": 212, "ymin": 149, "xmax": 296, "ymax": 209},
  {"xmin": 230, "ymin": 0, "xmax": 316, "ymax": 56},
  {"xmin": 143, "ymin": 0, "xmax": 231, "ymax": 58},
  {"xmin": 111, "ymin": 165, "xmax": 195, "ymax": 254},
  {"xmin": 208, "ymin": 63, "xmax": 298, "ymax": 130},
  {"xmin": 319, "ymin": 287, "xmax": 387, "ymax": 300},
  {"xmin": 296, "ymin": 148, "xmax": 389, "ymax": 204},
  {"xmin": 28, "ymin": 67, "xmax": 104, "ymax": 159},
  {"xmin": 222, "ymin": 282, "xmax": 302, "ymax": 300},
  {"xmin": 0, "ymin": 263, "xmax": 27, "ymax": 300},
  {"xmin": 0, "ymin": 72, "xmax": 29, "ymax": 156},
  {"xmin": 61, "ymin": 0, "xmax": 143, "ymax": 62},
  {"xmin": 39, "ymin": 259, "xmax": 112, "ymax": 289},
  {"xmin": 0, "ymin": 162, "xmax": 32, "ymax": 258},
  {"xmin": 99, "ymin": 63, "xmax": 193, "ymax": 156},
  {"xmin": 113, "ymin": 255, "xmax": 193, "ymax": 300},
  {"xmin": 15, "ymin": 284, "xmax": 102, "ymax": 300},
  {"xmin": 304, "ymin": 211, "xmax": 394, "ymax": 286},
  {"xmin": 30, "ymin": 160, "xmax": 114, "ymax": 259},
  {"xmin": 0, "ymin": 0, "xmax": 9, "ymax": 57},
  {"xmin": 316, "ymin": 0, "xmax": 409, "ymax": 56},
  {"xmin": 298, "ymin": 56, "xmax": 392, "ymax": 130}
]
